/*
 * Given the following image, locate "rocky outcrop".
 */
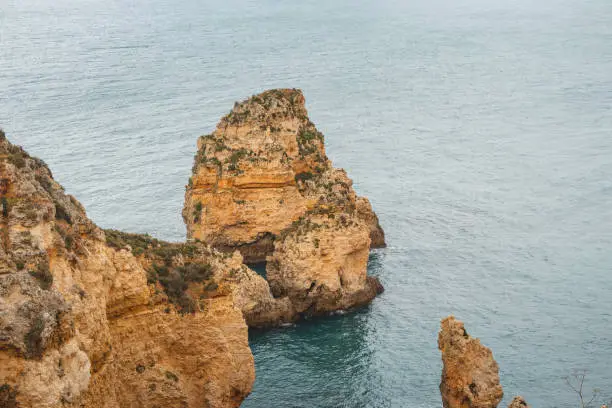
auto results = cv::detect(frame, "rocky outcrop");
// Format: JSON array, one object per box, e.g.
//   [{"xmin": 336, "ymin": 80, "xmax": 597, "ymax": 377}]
[
  {"xmin": 0, "ymin": 90, "xmax": 388, "ymax": 405},
  {"xmin": 183, "ymin": 89, "xmax": 385, "ymax": 262},
  {"xmin": 104, "ymin": 229, "xmax": 295, "ymax": 328},
  {"xmin": 438, "ymin": 316, "xmax": 504, "ymax": 408},
  {"xmin": 266, "ymin": 209, "xmax": 383, "ymax": 316},
  {"xmin": 507, "ymin": 397, "xmax": 530, "ymax": 408},
  {"xmin": 0, "ymin": 130, "xmax": 254, "ymax": 408},
  {"xmin": 184, "ymin": 89, "xmax": 385, "ymax": 315}
]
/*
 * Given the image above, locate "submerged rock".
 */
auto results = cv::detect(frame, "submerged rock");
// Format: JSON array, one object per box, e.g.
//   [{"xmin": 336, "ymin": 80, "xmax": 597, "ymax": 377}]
[
  {"xmin": 0, "ymin": 130, "xmax": 254, "ymax": 408},
  {"xmin": 438, "ymin": 316, "xmax": 504, "ymax": 408}
]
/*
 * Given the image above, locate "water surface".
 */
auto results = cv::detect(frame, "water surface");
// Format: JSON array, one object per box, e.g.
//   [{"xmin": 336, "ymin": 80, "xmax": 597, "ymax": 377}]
[{"xmin": 1, "ymin": 0, "xmax": 611, "ymax": 406}]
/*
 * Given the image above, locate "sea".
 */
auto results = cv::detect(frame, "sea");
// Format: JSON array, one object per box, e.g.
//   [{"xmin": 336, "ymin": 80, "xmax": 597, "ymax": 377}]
[{"xmin": 1, "ymin": 0, "xmax": 611, "ymax": 406}]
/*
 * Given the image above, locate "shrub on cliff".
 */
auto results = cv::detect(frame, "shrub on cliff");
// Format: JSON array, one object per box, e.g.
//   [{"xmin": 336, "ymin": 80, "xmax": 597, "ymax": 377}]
[
  {"xmin": 24, "ymin": 315, "xmax": 45, "ymax": 359},
  {"xmin": 0, "ymin": 383, "xmax": 18, "ymax": 408},
  {"xmin": 147, "ymin": 262, "xmax": 213, "ymax": 314},
  {"xmin": 29, "ymin": 261, "xmax": 53, "ymax": 290},
  {"xmin": 565, "ymin": 370, "xmax": 611, "ymax": 408}
]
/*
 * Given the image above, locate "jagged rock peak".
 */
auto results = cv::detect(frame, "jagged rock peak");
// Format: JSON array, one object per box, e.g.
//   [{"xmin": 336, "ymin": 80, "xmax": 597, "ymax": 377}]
[
  {"xmin": 184, "ymin": 88, "xmax": 385, "ymax": 261},
  {"xmin": 221, "ymin": 88, "xmax": 309, "ymax": 126},
  {"xmin": 438, "ymin": 316, "xmax": 504, "ymax": 408},
  {"xmin": 183, "ymin": 89, "xmax": 386, "ymax": 316}
]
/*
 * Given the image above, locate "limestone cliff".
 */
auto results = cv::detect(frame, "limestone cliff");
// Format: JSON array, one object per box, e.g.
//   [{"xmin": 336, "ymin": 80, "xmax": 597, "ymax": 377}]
[
  {"xmin": 184, "ymin": 89, "xmax": 385, "ymax": 315},
  {"xmin": 438, "ymin": 316, "xmax": 504, "ymax": 408},
  {"xmin": 266, "ymin": 208, "xmax": 383, "ymax": 316},
  {"xmin": 183, "ymin": 89, "xmax": 385, "ymax": 262},
  {"xmin": 0, "ymin": 130, "xmax": 254, "ymax": 408}
]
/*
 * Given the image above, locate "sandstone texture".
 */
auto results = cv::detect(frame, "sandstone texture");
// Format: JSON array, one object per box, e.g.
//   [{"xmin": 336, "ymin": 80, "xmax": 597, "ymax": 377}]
[
  {"xmin": 184, "ymin": 89, "xmax": 385, "ymax": 315},
  {"xmin": 0, "ymin": 131, "xmax": 254, "ymax": 408},
  {"xmin": 183, "ymin": 89, "xmax": 385, "ymax": 260},
  {"xmin": 104, "ymin": 229, "xmax": 295, "ymax": 329},
  {"xmin": 438, "ymin": 316, "xmax": 504, "ymax": 408}
]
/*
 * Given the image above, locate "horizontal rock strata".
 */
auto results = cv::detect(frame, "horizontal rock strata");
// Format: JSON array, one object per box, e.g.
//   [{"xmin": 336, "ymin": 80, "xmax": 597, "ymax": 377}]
[{"xmin": 184, "ymin": 89, "xmax": 385, "ymax": 315}]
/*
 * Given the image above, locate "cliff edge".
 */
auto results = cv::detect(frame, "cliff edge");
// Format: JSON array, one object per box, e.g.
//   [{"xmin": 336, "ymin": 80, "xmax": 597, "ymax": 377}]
[{"xmin": 0, "ymin": 130, "xmax": 254, "ymax": 408}]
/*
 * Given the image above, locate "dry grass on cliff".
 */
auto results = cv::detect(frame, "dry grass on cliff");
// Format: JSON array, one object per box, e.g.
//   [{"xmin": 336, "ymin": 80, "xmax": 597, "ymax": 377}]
[{"xmin": 104, "ymin": 229, "xmax": 217, "ymax": 314}]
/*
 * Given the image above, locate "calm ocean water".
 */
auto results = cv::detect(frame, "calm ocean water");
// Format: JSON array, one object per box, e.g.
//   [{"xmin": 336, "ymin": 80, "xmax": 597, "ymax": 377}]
[{"xmin": 1, "ymin": 0, "xmax": 611, "ymax": 406}]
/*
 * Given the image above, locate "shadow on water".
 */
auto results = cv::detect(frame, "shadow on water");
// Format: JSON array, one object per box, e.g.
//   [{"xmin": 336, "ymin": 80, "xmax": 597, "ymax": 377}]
[
  {"xmin": 248, "ymin": 262, "xmax": 267, "ymax": 280},
  {"xmin": 244, "ymin": 253, "xmax": 390, "ymax": 408},
  {"xmin": 247, "ymin": 304, "xmax": 385, "ymax": 408}
]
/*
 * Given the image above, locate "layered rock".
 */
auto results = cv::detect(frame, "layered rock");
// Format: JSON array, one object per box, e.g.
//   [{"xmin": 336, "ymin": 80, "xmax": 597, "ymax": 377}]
[
  {"xmin": 266, "ymin": 209, "xmax": 383, "ymax": 316},
  {"xmin": 438, "ymin": 316, "xmax": 504, "ymax": 408},
  {"xmin": 184, "ymin": 89, "xmax": 385, "ymax": 315},
  {"xmin": 0, "ymin": 130, "xmax": 254, "ymax": 408},
  {"xmin": 183, "ymin": 89, "xmax": 385, "ymax": 262}
]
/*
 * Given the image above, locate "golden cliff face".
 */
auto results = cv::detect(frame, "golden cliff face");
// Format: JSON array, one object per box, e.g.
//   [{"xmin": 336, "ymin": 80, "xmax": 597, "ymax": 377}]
[
  {"xmin": 266, "ymin": 211, "xmax": 383, "ymax": 315},
  {"xmin": 184, "ymin": 89, "xmax": 385, "ymax": 315},
  {"xmin": 183, "ymin": 89, "xmax": 385, "ymax": 263},
  {"xmin": 104, "ymin": 229, "xmax": 295, "ymax": 329},
  {"xmin": 0, "ymin": 131, "xmax": 254, "ymax": 408}
]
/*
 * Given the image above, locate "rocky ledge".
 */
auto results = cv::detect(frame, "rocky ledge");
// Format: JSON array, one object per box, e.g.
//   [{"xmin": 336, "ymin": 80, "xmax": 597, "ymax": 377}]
[{"xmin": 184, "ymin": 89, "xmax": 385, "ymax": 316}]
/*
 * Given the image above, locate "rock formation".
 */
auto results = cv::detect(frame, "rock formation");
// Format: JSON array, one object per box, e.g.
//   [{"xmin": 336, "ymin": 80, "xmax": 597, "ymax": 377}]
[
  {"xmin": 0, "ymin": 130, "xmax": 254, "ymax": 408},
  {"xmin": 183, "ymin": 89, "xmax": 385, "ymax": 261},
  {"xmin": 184, "ymin": 89, "xmax": 385, "ymax": 315},
  {"xmin": 438, "ymin": 316, "xmax": 504, "ymax": 408},
  {"xmin": 0, "ymin": 90, "xmax": 388, "ymax": 406},
  {"xmin": 104, "ymin": 229, "xmax": 295, "ymax": 329},
  {"xmin": 507, "ymin": 396, "xmax": 530, "ymax": 408}
]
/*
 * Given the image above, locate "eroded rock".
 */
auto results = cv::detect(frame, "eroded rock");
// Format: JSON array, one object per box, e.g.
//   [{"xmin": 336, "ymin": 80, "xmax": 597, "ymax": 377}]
[
  {"xmin": 508, "ymin": 396, "xmax": 530, "ymax": 408},
  {"xmin": 0, "ymin": 131, "xmax": 254, "ymax": 408},
  {"xmin": 438, "ymin": 316, "xmax": 504, "ymax": 408},
  {"xmin": 104, "ymin": 229, "xmax": 296, "ymax": 328},
  {"xmin": 183, "ymin": 89, "xmax": 385, "ymax": 262},
  {"xmin": 183, "ymin": 89, "xmax": 385, "ymax": 315}
]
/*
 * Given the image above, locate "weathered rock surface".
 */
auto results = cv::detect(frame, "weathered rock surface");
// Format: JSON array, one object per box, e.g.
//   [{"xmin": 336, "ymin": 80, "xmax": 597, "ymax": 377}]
[
  {"xmin": 183, "ymin": 89, "xmax": 385, "ymax": 262},
  {"xmin": 266, "ymin": 210, "xmax": 383, "ymax": 316},
  {"xmin": 438, "ymin": 316, "xmax": 504, "ymax": 408},
  {"xmin": 184, "ymin": 89, "xmax": 385, "ymax": 314},
  {"xmin": 507, "ymin": 396, "xmax": 530, "ymax": 408},
  {"xmin": 104, "ymin": 229, "xmax": 296, "ymax": 328},
  {"xmin": 0, "ymin": 130, "xmax": 254, "ymax": 408}
]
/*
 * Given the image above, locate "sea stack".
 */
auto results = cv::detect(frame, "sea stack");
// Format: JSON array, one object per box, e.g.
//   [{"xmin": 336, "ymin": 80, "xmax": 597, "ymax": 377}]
[
  {"xmin": 184, "ymin": 89, "xmax": 385, "ymax": 315},
  {"xmin": 438, "ymin": 316, "xmax": 504, "ymax": 408}
]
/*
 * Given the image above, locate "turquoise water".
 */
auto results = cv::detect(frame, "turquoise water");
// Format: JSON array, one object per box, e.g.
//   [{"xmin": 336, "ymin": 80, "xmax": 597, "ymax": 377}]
[{"xmin": 1, "ymin": 0, "xmax": 611, "ymax": 406}]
